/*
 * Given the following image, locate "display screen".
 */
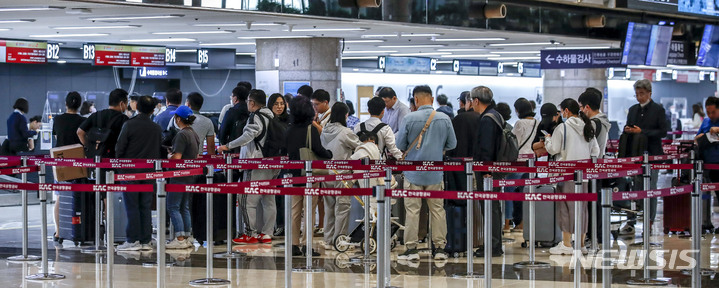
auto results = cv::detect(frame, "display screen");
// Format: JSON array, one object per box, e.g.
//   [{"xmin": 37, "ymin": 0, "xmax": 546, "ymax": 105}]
[
  {"xmin": 678, "ymin": 0, "xmax": 719, "ymax": 17},
  {"xmin": 622, "ymin": 22, "xmax": 653, "ymax": 65},
  {"xmin": 86, "ymin": 43, "xmax": 167, "ymax": 67},
  {"xmin": 697, "ymin": 24, "xmax": 719, "ymax": 67},
  {"xmin": 645, "ymin": 25, "xmax": 674, "ymax": 66},
  {"xmin": 0, "ymin": 39, "xmax": 47, "ymax": 64},
  {"xmin": 384, "ymin": 56, "xmax": 431, "ymax": 74},
  {"xmin": 131, "ymin": 46, "xmax": 165, "ymax": 67}
]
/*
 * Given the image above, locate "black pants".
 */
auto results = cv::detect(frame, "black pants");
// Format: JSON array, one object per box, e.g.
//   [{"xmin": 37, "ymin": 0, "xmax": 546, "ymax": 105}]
[
  {"xmin": 123, "ymin": 180, "xmax": 154, "ymax": 244},
  {"xmin": 476, "ymin": 172, "xmax": 502, "ymax": 252}
]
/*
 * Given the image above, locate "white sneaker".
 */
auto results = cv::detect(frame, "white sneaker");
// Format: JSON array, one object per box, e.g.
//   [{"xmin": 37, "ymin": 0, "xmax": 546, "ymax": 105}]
[
  {"xmin": 619, "ymin": 224, "xmax": 635, "ymax": 235},
  {"xmin": 117, "ymin": 241, "xmax": 142, "ymax": 251},
  {"xmin": 166, "ymin": 239, "xmax": 188, "ymax": 249},
  {"xmin": 186, "ymin": 236, "xmax": 196, "ymax": 246},
  {"xmin": 581, "ymin": 247, "xmax": 589, "ymax": 255},
  {"xmin": 141, "ymin": 243, "xmax": 153, "ymax": 251},
  {"xmin": 319, "ymin": 241, "xmax": 333, "ymax": 250},
  {"xmin": 548, "ymin": 242, "xmax": 573, "ymax": 255}
]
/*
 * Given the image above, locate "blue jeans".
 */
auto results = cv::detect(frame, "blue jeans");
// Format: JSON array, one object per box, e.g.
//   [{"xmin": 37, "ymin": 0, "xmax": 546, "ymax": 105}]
[
  {"xmin": 123, "ymin": 180, "xmax": 154, "ymax": 244},
  {"xmin": 503, "ymin": 173, "xmax": 528, "ymax": 222},
  {"xmin": 167, "ymin": 192, "xmax": 192, "ymax": 238}
]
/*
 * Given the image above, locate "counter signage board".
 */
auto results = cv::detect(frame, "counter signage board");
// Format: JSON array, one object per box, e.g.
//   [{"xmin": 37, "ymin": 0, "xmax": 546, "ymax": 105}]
[
  {"xmin": 452, "ymin": 59, "xmax": 499, "ymax": 76},
  {"xmin": 667, "ymin": 40, "xmax": 693, "ymax": 65},
  {"xmin": 383, "ymin": 56, "xmax": 431, "ymax": 74},
  {"xmin": 521, "ymin": 63, "xmax": 541, "ymax": 77},
  {"xmin": 0, "ymin": 39, "xmax": 47, "ymax": 64},
  {"xmin": 616, "ymin": 0, "xmax": 678, "ymax": 13},
  {"xmin": 94, "ymin": 44, "xmax": 131, "ymax": 66},
  {"xmin": 540, "ymin": 49, "xmax": 624, "ymax": 69},
  {"xmin": 131, "ymin": 46, "xmax": 165, "ymax": 67}
]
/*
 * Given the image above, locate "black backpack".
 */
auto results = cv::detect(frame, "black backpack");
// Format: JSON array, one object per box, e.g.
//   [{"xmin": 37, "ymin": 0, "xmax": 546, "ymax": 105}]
[
  {"xmin": 358, "ymin": 122, "xmax": 390, "ymax": 158},
  {"xmin": 484, "ymin": 111, "xmax": 519, "ymax": 162},
  {"xmin": 592, "ymin": 118, "xmax": 602, "ymax": 138},
  {"xmin": 253, "ymin": 112, "xmax": 287, "ymax": 157},
  {"xmin": 84, "ymin": 111, "xmax": 124, "ymax": 158},
  {"xmin": 226, "ymin": 108, "xmax": 249, "ymax": 152}
]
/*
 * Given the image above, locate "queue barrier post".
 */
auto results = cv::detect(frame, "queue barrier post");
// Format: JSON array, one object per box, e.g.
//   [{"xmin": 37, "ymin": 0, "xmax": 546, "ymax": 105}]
[
  {"xmin": 214, "ymin": 155, "xmax": 244, "ymax": 259},
  {"xmin": 375, "ymin": 185, "xmax": 386, "ymax": 288},
  {"xmin": 601, "ymin": 188, "xmax": 612, "ymax": 288},
  {"xmin": 626, "ymin": 152, "xmax": 668, "ymax": 286},
  {"xmin": 452, "ymin": 162, "xmax": 481, "ymax": 279},
  {"xmin": 106, "ymin": 171, "xmax": 115, "ymax": 288},
  {"xmin": 283, "ymin": 173, "xmax": 293, "ymax": 288},
  {"xmin": 483, "ymin": 176, "xmax": 493, "ymax": 288},
  {"xmin": 513, "ymin": 157, "xmax": 550, "ymax": 269},
  {"xmin": 156, "ymin": 161, "xmax": 167, "ymax": 288},
  {"xmin": 82, "ymin": 155, "xmax": 106, "ymax": 254},
  {"xmin": 358, "ymin": 158, "xmax": 375, "ymax": 263},
  {"xmin": 25, "ymin": 164, "xmax": 65, "ymax": 281},
  {"xmin": 590, "ymin": 156, "xmax": 598, "ymax": 253},
  {"xmin": 190, "ymin": 165, "xmax": 231, "ymax": 286},
  {"xmin": 692, "ymin": 160, "xmax": 703, "ymax": 288},
  {"xmin": 292, "ymin": 161, "xmax": 324, "ymax": 273},
  {"xmin": 8, "ymin": 156, "xmax": 40, "ymax": 262},
  {"xmin": 573, "ymin": 170, "xmax": 583, "ymax": 287}
]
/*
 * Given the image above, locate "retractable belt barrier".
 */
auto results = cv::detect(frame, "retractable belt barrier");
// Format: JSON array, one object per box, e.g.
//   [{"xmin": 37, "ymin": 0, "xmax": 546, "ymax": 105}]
[
  {"xmin": 114, "ymin": 168, "xmax": 205, "ymax": 181},
  {"xmin": 613, "ymin": 184, "xmax": 693, "ymax": 201},
  {"xmin": 0, "ymin": 182, "xmax": 154, "ymax": 193},
  {"xmin": 385, "ymin": 188, "xmax": 597, "ymax": 202},
  {"xmin": 0, "ymin": 166, "xmax": 38, "ymax": 176}
]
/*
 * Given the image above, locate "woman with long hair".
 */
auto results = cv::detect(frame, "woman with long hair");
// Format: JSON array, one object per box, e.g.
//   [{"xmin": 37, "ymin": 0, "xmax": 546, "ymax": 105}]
[
  {"xmin": 693, "ymin": 103, "xmax": 706, "ymax": 129},
  {"xmin": 544, "ymin": 98, "xmax": 599, "ymax": 255}
]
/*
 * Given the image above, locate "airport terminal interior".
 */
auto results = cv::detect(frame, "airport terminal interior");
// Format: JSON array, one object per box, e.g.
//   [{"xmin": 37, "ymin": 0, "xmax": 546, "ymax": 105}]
[{"xmin": 2, "ymin": 0, "xmax": 719, "ymax": 287}]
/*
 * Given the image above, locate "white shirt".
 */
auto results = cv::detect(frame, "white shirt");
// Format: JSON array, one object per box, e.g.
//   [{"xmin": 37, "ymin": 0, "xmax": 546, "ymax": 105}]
[
  {"xmin": 318, "ymin": 108, "xmax": 332, "ymax": 127},
  {"xmin": 353, "ymin": 117, "xmax": 403, "ymax": 160},
  {"xmin": 512, "ymin": 118, "xmax": 538, "ymax": 157}
]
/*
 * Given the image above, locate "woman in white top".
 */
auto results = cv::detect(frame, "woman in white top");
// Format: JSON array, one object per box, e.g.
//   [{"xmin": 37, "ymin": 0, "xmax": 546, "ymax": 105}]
[
  {"xmin": 692, "ymin": 103, "xmax": 705, "ymax": 129},
  {"xmin": 543, "ymin": 98, "xmax": 600, "ymax": 255},
  {"xmin": 503, "ymin": 98, "xmax": 539, "ymax": 232}
]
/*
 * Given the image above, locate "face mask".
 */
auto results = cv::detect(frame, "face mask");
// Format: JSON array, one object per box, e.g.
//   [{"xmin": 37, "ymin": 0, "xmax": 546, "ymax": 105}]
[{"xmin": 561, "ymin": 112, "xmax": 567, "ymax": 122}]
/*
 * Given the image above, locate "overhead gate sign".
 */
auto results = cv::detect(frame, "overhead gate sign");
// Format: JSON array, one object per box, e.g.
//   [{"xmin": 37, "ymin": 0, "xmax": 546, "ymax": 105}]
[{"xmin": 540, "ymin": 49, "xmax": 624, "ymax": 69}]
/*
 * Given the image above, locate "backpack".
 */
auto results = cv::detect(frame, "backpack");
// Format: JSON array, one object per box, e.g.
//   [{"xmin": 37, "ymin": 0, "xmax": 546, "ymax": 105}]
[
  {"xmin": 592, "ymin": 118, "xmax": 602, "ymax": 138},
  {"xmin": 226, "ymin": 108, "xmax": 249, "ymax": 153},
  {"xmin": 484, "ymin": 111, "xmax": 519, "ymax": 162},
  {"xmin": 253, "ymin": 112, "xmax": 287, "ymax": 157},
  {"xmin": 357, "ymin": 122, "xmax": 390, "ymax": 158},
  {"xmin": 84, "ymin": 111, "xmax": 124, "ymax": 158}
]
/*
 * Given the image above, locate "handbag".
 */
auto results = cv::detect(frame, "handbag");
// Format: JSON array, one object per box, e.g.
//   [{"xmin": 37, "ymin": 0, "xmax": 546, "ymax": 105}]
[{"xmin": 299, "ymin": 125, "xmax": 329, "ymax": 176}]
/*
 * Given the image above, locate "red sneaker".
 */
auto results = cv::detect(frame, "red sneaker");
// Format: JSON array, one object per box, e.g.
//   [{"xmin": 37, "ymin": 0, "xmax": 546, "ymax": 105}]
[
  {"xmin": 232, "ymin": 234, "xmax": 258, "ymax": 245},
  {"xmin": 258, "ymin": 234, "xmax": 272, "ymax": 244}
]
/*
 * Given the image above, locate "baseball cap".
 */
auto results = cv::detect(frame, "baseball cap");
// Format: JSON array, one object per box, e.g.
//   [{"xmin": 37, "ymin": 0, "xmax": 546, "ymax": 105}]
[
  {"xmin": 170, "ymin": 105, "xmax": 193, "ymax": 120},
  {"xmin": 540, "ymin": 103, "xmax": 559, "ymax": 126}
]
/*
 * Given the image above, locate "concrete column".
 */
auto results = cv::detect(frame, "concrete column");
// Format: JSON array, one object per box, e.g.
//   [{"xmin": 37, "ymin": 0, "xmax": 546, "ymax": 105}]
[
  {"xmin": 255, "ymin": 38, "xmax": 342, "ymax": 103},
  {"xmin": 543, "ymin": 68, "xmax": 607, "ymax": 107}
]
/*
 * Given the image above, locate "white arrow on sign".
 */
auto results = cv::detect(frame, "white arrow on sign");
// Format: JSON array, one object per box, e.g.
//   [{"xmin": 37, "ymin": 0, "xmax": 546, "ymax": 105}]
[{"xmin": 545, "ymin": 55, "xmax": 555, "ymax": 64}]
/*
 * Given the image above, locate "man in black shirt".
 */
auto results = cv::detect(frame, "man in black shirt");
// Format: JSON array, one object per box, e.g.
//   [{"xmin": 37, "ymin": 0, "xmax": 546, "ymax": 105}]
[
  {"xmin": 115, "ymin": 96, "xmax": 163, "ymax": 251},
  {"xmin": 77, "ymin": 89, "xmax": 130, "ymax": 159},
  {"xmin": 53, "ymin": 92, "xmax": 85, "ymax": 147},
  {"xmin": 219, "ymin": 86, "xmax": 250, "ymax": 151}
]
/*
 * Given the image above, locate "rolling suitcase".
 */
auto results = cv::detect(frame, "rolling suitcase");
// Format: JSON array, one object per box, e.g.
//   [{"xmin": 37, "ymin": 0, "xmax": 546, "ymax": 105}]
[
  {"xmin": 663, "ymin": 193, "xmax": 691, "ymax": 235},
  {"xmin": 522, "ymin": 184, "xmax": 561, "ymax": 248},
  {"xmin": 57, "ymin": 191, "xmax": 95, "ymax": 246},
  {"xmin": 444, "ymin": 200, "xmax": 483, "ymax": 257},
  {"xmin": 111, "ymin": 192, "xmax": 128, "ymax": 243}
]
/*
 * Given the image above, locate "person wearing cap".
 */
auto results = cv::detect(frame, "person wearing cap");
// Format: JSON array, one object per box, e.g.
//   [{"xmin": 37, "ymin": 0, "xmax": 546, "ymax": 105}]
[
  {"xmin": 218, "ymin": 89, "xmax": 278, "ymax": 245},
  {"xmin": 115, "ymin": 96, "xmax": 164, "ymax": 252},
  {"xmin": 532, "ymin": 103, "xmax": 563, "ymax": 157},
  {"xmin": 457, "ymin": 91, "xmax": 470, "ymax": 114},
  {"xmin": 166, "ymin": 105, "xmax": 201, "ymax": 249}
]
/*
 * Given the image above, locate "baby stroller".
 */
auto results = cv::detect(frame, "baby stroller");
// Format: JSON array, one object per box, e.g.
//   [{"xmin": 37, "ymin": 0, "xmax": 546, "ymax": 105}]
[{"xmin": 333, "ymin": 195, "xmax": 405, "ymax": 254}]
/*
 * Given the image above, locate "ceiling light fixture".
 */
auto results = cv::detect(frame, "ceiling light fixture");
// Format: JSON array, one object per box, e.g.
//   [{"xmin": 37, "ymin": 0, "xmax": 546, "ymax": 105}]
[
  {"xmin": 0, "ymin": 6, "xmax": 64, "ymax": 12},
  {"xmin": 120, "ymin": 38, "xmax": 196, "ymax": 43},
  {"xmin": 235, "ymin": 52, "xmax": 256, "ymax": 56},
  {"xmin": 437, "ymin": 48, "xmax": 488, "ymax": 52},
  {"xmin": 390, "ymin": 52, "xmax": 451, "ymax": 56},
  {"xmin": 0, "ymin": 19, "xmax": 35, "ymax": 24},
  {"xmin": 200, "ymin": 42, "xmax": 255, "ymax": 46},
  {"xmin": 361, "ymin": 34, "xmax": 398, "ymax": 38},
  {"xmin": 175, "ymin": 49, "xmax": 197, "ymax": 53},
  {"xmin": 489, "ymin": 51, "xmax": 541, "ymax": 54},
  {"xmin": 343, "ymin": 40, "xmax": 385, "ymax": 43},
  {"xmin": 343, "ymin": 50, "xmax": 398, "ymax": 54},
  {"xmin": 342, "ymin": 56, "xmax": 379, "ymax": 60},
  {"xmin": 440, "ymin": 54, "xmax": 495, "ymax": 58},
  {"xmin": 30, "ymin": 33, "xmax": 109, "ymax": 38},
  {"xmin": 489, "ymin": 42, "xmax": 559, "ymax": 47},
  {"xmin": 0, "ymin": 28, "xmax": 11, "ymax": 31},
  {"xmin": 434, "ymin": 37, "xmax": 507, "ymax": 42},
  {"xmin": 193, "ymin": 22, "xmax": 282, "ymax": 27},
  {"xmin": 83, "ymin": 14, "xmax": 184, "ymax": 21},
  {"xmin": 544, "ymin": 46, "xmax": 612, "ymax": 50},
  {"xmin": 56, "ymin": 60, "xmax": 67, "ymax": 64},
  {"xmin": 53, "ymin": 25, "xmax": 140, "ymax": 30},
  {"xmin": 400, "ymin": 33, "xmax": 442, "ymax": 37},
  {"xmin": 378, "ymin": 44, "xmax": 446, "ymax": 48},
  {"xmin": 238, "ymin": 36, "xmax": 311, "ymax": 39},
  {"xmin": 487, "ymin": 56, "xmax": 541, "ymax": 60},
  {"xmin": 286, "ymin": 28, "xmax": 367, "ymax": 32},
  {"xmin": 153, "ymin": 30, "xmax": 235, "ymax": 35}
]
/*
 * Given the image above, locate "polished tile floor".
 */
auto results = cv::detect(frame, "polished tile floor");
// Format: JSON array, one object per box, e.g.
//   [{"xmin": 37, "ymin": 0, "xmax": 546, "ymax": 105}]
[{"xmin": 0, "ymin": 201, "xmax": 718, "ymax": 287}]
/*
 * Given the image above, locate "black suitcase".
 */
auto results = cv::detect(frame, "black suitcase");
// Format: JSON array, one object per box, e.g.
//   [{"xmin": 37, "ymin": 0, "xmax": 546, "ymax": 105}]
[
  {"xmin": 57, "ymin": 191, "xmax": 95, "ymax": 246},
  {"xmin": 444, "ymin": 201, "xmax": 468, "ymax": 257}
]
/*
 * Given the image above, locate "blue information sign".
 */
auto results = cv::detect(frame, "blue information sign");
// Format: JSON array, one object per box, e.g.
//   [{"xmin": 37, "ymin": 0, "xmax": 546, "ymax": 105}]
[
  {"xmin": 452, "ymin": 59, "xmax": 499, "ymax": 75},
  {"xmin": 540, "ymin": 49, "xmax": 624, "ymax": 69}
]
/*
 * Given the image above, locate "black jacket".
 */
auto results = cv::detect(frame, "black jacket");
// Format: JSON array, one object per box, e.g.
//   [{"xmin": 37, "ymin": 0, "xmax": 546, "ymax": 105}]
[
  {"xmin": 447, "ymin": 108, "xmax": 480, "ymax": 158},
  {"xmin": 474, "ymin": 104, "xmax": 501, "ymax": 162},
  {"xmin": 625, "ymin": 100, "xmax": 668, "ymax": 156},
  {"xmin": 115, "ymin": 113, "xmax": 164, "ymax": 173},
  {"xmin": 219, "ymin": 103, "xmax": 250, "ymax": 145},
  {"xmin": 285, "ymin": 123, "xmax": 333, "ymax": 177}
]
